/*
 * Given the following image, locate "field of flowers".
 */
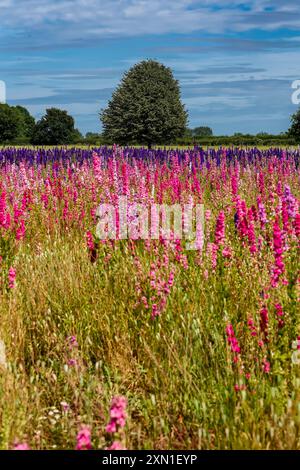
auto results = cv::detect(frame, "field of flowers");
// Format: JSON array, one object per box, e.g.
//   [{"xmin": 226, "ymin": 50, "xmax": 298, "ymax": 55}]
[{"xmin": 0, "ymin": 145, "xmax": 299, "ymax": 450}]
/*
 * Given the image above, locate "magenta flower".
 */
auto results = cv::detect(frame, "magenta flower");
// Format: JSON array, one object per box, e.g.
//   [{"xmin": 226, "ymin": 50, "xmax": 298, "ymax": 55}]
[
  {"xmin": 66, "ymin": 335, "xmax": 78, "ymax": 350},
  {"xmin": 226, "ymin": 323, "xmax": 241, "ymax": 363},
  {"xmin": 0, "ymin": 191, "xmax": 9, "ymax": 229},
  {"xmin": 106, "ymin": 396, "xmax": 127, "ymax": 434},
  {"xmin": 247, "ymin": 221, "xmax": 257, "ymax": 254},
  {"xmin": 271, "ymin": 218, "xmax": 285, "ymax": 287},
  {"xmin": 260, "ymin": 305, "xmax": 269, "ymax": 340},
  {"xmin": 86, "ymin": 231, "xmax": 95, "ymax": 251},
  {"xmin": 76, "ymin": 425, "xmax": 92, "ymax": 450},
  {"xmin": 92, "ymin": 152, "xmax": 103, "ymax": 183},
  {"xmin": 257, "ymin": 198, "xmax": 268, "ymax": 228},
  {"xmin": 215, "ymin": 210, "xmax": 225, "ymax": 247},
  {"xmin": 8, "ymin": 267, "xmax": 16, "ymax": 289},
  {"xmin": 247, "ymin": 317, "xmax": 257, "ymax": 337},
  {"xmin": 294, "ymin": 214, "xmax": 300, "ymax": 245},
  {"xmin": 13, "ymin": 442, "xmax": 30, "ymax": 450},
  {"xmin": 16, "ymin": 219, "xmax": 26, "ymax": 241},
  {"xmin": 222, "ymin": 246, "xmax": 232, "ymax": 259},
  {"xmin": 275, "ymin": 303, "xmax": 284, "ymax": 329},
  {"xmin": 67, "ymin": 358, "xmax": 77, "ymax": 367},
  {"xmin": 262, "ymin": 359, "xmax": 271, "ymax": 374},
  {"xmin": 106, "ymin": 441, "xmax": 125, "ymax": 450}
]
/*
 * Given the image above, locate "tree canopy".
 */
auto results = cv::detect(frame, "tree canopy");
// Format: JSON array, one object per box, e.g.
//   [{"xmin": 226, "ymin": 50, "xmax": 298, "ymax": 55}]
[
  {"xmin": 15, "ymin": 106, "xmax": 35, "ymax": 142},
  {"xmin": 100, "ymin": 60, "xmax": 188, "ymax": 148},
  {"xmin": 0, "ymin": 104, "xmax": 22, "ymax": 142},
  {"xmin": 192, "ymin": 126, "xmax": 213, "ymax": 137},
  {"xmin": 289, "ymin": 108, "xmax": 300, "ymax": 143},
  {"xmin": 0, "ymin": 103, "xmax": 35, "ymax": 143},
  {"xmin": 32, "ymin": 108, "xmax": 80, "ymax": 145}
]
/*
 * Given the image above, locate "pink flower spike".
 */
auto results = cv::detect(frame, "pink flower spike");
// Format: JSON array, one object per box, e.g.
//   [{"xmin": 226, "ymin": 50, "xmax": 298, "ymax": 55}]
[
  {"xmin": 8, "ymin": 267, "xmax": 16, "ymax": 289},
  {"xmin": 106, "ymin": 441, "xmax": 125, "ymax": 450},
  {"xmin": 14, "ymin": 442, "xmax": 30, "ymax": 450},
  {"xmin": 262, "ymin": 359, "xmax": 271, "ymax": 374},
  {"xmin": 76, "ymin": 425, "xmax": 92, "ymax": 450},
  {"xmin": 106, "ymin": 396, "xmax": 127, "ymax": 434}
]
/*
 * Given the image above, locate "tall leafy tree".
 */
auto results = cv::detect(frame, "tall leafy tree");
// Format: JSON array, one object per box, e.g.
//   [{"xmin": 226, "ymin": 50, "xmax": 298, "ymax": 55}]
[
  {"xmin": 289, "ymin": 108, "xmax": 300, "ymax": 143},
  {"xmin": 32, "ymin": 108, "xmax": 77, "ymax": 145},
  {"xmin": 192, "ymin": 126, "xmax": 213, "ymax": 137},
  {"xmin": 100, "ymin": 60, "xmax": 188, "ymax": 148},
  {"xmin": 15, "ymin": 105, "xmax": 35, "ymax": 142},
  {"xmin": 0, "ymin": 104, "xmax": 22, "ymax": 143}
]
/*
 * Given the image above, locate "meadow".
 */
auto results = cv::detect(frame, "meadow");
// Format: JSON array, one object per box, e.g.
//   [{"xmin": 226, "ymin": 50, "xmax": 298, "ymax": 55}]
[{"xmin": 0, "ymin": 145, "xmax": 299, "ymax": 450}]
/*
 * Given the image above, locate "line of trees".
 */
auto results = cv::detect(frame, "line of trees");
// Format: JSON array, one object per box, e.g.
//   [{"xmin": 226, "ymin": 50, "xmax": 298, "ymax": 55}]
[
  {"xmin": 1, "ymin": 60, "xmax": 300, "ymax": 146},
  {"xmin": 0, "ymin": 105, "xmax": 83, "ymax": 145},
  {"xmin": 176, "ymin": 133, "xmax": 297, "ymax": 147},
  {"xmin": 0, "ymin": 104, "xmax": 35, "ymax": 143}
]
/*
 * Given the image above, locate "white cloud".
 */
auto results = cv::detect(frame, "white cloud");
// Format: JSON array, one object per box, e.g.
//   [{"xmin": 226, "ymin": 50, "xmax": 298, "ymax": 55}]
[{"xmin": 0, "ymin": 0, "xmax": 299, "ymax": 39}]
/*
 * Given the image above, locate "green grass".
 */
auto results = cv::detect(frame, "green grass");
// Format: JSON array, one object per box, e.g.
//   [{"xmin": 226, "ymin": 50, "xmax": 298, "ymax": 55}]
[{"xmin": 0, "ymin": 207, "xmax": 299, "ymax": 449}]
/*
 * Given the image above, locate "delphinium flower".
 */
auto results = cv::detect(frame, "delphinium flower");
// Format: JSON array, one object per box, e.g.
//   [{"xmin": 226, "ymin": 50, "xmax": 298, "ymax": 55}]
[
  {"xmin": 92, "ymin": 152, "xmax": 102, "ymax": 184},
  {"xmin": 62, "ymin": 200, "xmax": 69, "ymax": 222},
  {"xmin": 121, "ymin": 161, "xmax": 130, "ymax": 197},
  {"xmin": 257, "ymin": 198, "xmax": 268, "ymax": 229},
  {"xmin": 146, "ymin": 256, "xmax": 176, "ymax": 319},
  {"xmin": 274, "ymin": 303, "xmax": 284, "ymax": 329},
  {"xmin": 208, "ymin": 242, "xmax": 218, "ymax": 270},
  {"xmin": 276, "ymin": 180, "xmax": 283, "ymax": 197},
  {"xmin": 234, "ymin": 384, "xmax": 246, "ymax": 392},
  {"xmin": 250, "ymin": 204, "xmax": 258, "ymax": 222},
  {"xmin": 235, "ymin": 197, "xmax": 248, "ymax": 239},
  {"xmin": 106, "ymin": 396, "xmax": 127, "ymax": 434},
  {"xmin": 222, "ymin": 246, "xmax": 232, "ymax": 259},
  {"xmin": 86, "ymin": 231, "xmax": 95, "ymax": 251},
  {"xmin": 283, "ymin": 184, "xmax": 297, "ymax": 219},
  {"xmin": 205, "ymin": 209, "xmax": 211, "ymax": 222},
  {"xmin": 41, "ymin": 192, "xmax": 49, "ymax": 209},
  {"xmin": 174, "ymin": 239, "xmax": 188, "ymax": 270},
  {"xmin": 13, "ymin": 442, "xmax": 30, "ymax": 450},
  {"xmin": 294, "ymin": 213, "xmax": 300, "ymax": 246},
  {"xmin": 214, "ymin": 210, "xmax": 225, "ymax": 247},
  {"xmin": 262, "ymin": 359, "xmax": 271, "ymax": 374},
  {"xmin": 231, "ymin": 173, "xmax": 238, "ymax": 198},
  {"xmin": 225, "ymin": 324, "xmax": 240, "ymax": 363},
  {"xmin": 13, "ymin": 203, "xmax": 24, "ymax": 225},
  {"xmin": 281, "ymin": 201, "xmax": 289, "ymax": 236},
  {"xmin": 8, "ymin": 267, "xmax": 16, "ymax": 289},
  {"xmin": 106, "ymin": 441, "xmax": 125, "ymax": 450},
  {"xmin": 247, "ymin": 318, "xmax": 257, "ymax": 337},
  {"xmin": 271, "ymin": 217, "xmax": 285, "ymax": 287},
  {"xmin": 0, "ymin": 191, "xmax": 7, "ymax": 228},
  {"xmin": 259, "ymin": 305, "xmax": 269, "ymax": 341},
  {"xmin": 86, "ymin": 230, "xmax": 98, "ymax": 263},
  {"xmin": 258, "ymin": 171, "xmax": 265, "ymax": 195},
  {"xmin": 76, "ymin": 425, "xmax": 92, "ymax": 450},
  {"xmin": 65, "ymin": 335, "xmax": 79, "ymax": 369},
  {"xmin": 16, "ymin": 219, "xmax": 26, "ymax": 241},
  {"xmin": 247, "ymin": 220, "xmax": 257, "ymax": 254},
  {"xmin": 0, "ymin": 190, "xmax": 11, "ymax": 229}
]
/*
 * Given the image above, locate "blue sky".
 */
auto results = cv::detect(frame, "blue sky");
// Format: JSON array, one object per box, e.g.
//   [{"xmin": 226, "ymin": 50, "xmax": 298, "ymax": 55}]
[{"xmin": 0, "ymin": 0, "xmax": 300, "ymax": 135}]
